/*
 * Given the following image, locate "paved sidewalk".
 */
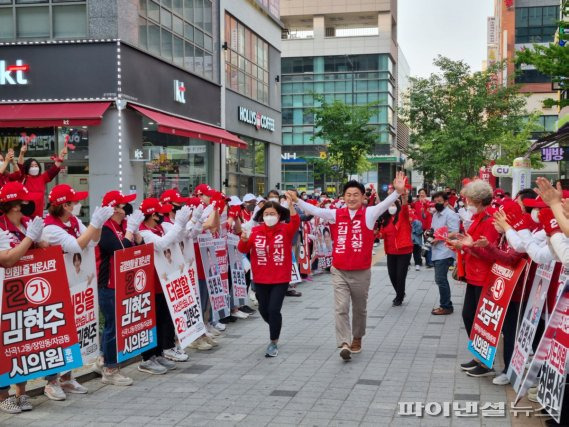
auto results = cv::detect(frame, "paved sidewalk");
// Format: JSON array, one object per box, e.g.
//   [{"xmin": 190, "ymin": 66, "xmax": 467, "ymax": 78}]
[{"xmin": 0, "ymin": 263, "xmax": 546, "ymax": 426}]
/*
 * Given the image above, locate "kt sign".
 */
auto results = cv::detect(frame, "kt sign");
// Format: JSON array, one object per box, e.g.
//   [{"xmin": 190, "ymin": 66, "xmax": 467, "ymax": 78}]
[{"xmin": 0, "ymin": 60, "xmax": 29, "ymax": 85}]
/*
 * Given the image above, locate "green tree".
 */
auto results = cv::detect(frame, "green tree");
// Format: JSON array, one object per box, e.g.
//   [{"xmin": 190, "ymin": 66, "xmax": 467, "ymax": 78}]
[
  {"xmin": 515, "ymin": 42, "xmax": 569, "ymax": 109},
  {"xmin": 309, "ymin": 95, "xmax": 378, "ymax": 184},
  {"xmin": 494, "ymin": 113, "xmax": 544, "ymax": 168},
  {"xmin": 400, "ymin": 56, "xmax": 528, "ymax": 188}
]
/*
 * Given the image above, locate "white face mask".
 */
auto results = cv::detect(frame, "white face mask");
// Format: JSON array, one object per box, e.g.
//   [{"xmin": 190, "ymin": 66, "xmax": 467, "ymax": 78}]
[
  {"xmin": 458, "ymin": 201, "xmax": 464, "ymax": 207},
  {"xmin": 263, "ymin": 215, "xmax": 278, "ymax": 227},
  {"xmin": 268, "ymin": 198, "xmax": 279, "ymax": 203},
  {"xmin": 29, "ymin": 167, "xmax": 40, "ymax": 176},
  {"xmin": 467, "ymin": 205, "xmax": 478, "ymax": 214},
  {"xmin": 388, "ymin": 206, "xmax": 397, "ymax": 215},
  {"xmin": 302, "ymin": 195, "xmax": 308, "ymax": 200},
  {"xmin": 531, "ymin": 209, "xmax": 540, "ymax": 224},
  {"xmin": 72, "ymin": 203, "xmax": 82, "ymax": 216},
  {"xmin": 325, "ymin": 204, "xmax": 331, "ymax": 209}
]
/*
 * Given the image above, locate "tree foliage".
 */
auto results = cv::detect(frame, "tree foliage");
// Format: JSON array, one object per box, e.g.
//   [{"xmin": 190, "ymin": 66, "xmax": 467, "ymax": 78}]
[
  {"xmin": 309, "ymin": 95, "xmax": 378, "ymax": 182},
  {"xmin": 400, "ymin": 56, "xmax": 528, "ymax": 188},
  {"xmin": 515, "ymin": 43, "xmax": 569, "ymax": 109},
  {"xmin": 494, "ymin": 113, "xmax": 544, "ymax": 168}
]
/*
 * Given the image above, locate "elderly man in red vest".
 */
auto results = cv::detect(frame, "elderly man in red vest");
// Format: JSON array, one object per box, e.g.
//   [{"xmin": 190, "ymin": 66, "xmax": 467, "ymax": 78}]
[{"xmin": 287, "ymin": 171, "xmax": 407, "ymax": 361}]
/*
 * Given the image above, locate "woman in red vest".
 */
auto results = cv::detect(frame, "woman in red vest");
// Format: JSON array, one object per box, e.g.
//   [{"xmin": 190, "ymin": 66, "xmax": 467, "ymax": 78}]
[
  {"xmin": 95, "ymin": 190, "xmax": 142, "ymax": 386},
  {"xmin": 41, "ymin": 184, "xmax": 114, "ymax": 401},
  {"xmin": 0, "ymin": 182, "xmax": 44, "ymax": 414},
  {"xmin": 446, "ymin": 180, "xmax": 500, "ymax": 377},
  {"xmin": 137, "ymin": 198, "xmax": 192, "ymax": 373},
  {"xmin": 378, "ymin": 190, "xmax": 413, "ymax": 306},
  {"xmin": 238, "ymin": 194, "xmax": 299, "ymax": 357},
  {"xmin": 20, "ymin": 146, "xmax": 67, "ymax": 218}
]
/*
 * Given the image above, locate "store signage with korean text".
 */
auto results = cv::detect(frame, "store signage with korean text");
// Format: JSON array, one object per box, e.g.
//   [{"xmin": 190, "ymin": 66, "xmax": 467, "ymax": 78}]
[
  {"xmin": 174, "ymin": 80, "xmax": 186, "ymax": 104},
  {"xmin": 541, "ymin": 147, "xmax": 569, "ymax": 162},
  {"xmin": 0, "ymin": 59, "xmax": 29, "ymax": 85},
  {"xmin": 238, "ymin": 106, "xmax": 275, "ymax": 132}
]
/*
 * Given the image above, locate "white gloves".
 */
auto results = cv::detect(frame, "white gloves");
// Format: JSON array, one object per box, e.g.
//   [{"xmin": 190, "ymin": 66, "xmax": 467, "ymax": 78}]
[
  {"xmin": 90, "ymin": 206, "xmax": 114, "ymax": 229},
  {"xmin": 25, "ymin": 217, "xmax": 44, "ymax": 242},
  {"xmin": 191, "ymin": 205, "xmax": 204, "ymax": 223},
  {"xmin": 174, "ymin": 206, "xmax": 192, "ymax": 228},
  {"xmin": 126, "ymin": 209, "xmax": 145, "ymax": 233},
  {"xmin": 241, "ymin": 221, "xmax": 253, "ymax": 238}
]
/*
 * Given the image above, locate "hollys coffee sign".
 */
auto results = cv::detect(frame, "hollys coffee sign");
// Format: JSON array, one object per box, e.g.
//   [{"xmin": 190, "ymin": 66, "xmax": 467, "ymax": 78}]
[{"xmin": 238, "ymin": 106, "xmax": 275, "ymax": 132}]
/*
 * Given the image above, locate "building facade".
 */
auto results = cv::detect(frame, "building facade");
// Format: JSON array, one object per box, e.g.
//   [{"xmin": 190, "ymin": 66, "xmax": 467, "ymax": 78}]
[
  {"xmin": 279, "ymin": 0, "xmax": 402, "ymax": 194},
  {"xmin": 489, "ymin": 0, "xmax": 560, "ymax": 186},
  {"xmin": 0, "ymin": 0, "xmax": 281, "ymax": 220},
  {"xmin": 219, "ymin": 0, "xmax": 282, "ymax": 197}
]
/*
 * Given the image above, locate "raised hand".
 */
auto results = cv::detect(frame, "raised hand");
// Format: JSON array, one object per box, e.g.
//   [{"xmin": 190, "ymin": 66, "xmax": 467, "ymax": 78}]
[
  {"xmin": 90, "ymin": 206, "xmax": 114, "ymax": 229},
  {"xmin": 535, "ymin": 177, "xmax": 562, "ymax": 207},
  {"xmin": 174, "ymin": 205, "xmax": 192, "ymax": 227},
  {"xmin": 126, "ymin": 209, "xmax": 145, "ymax": 233},
  {"xmin": 392, "ymin": 170, "xmax": 407, "ymax": 194},
  {"xmin": 25, "ymin": 217, "xmax": 44, "ymax": 242}
]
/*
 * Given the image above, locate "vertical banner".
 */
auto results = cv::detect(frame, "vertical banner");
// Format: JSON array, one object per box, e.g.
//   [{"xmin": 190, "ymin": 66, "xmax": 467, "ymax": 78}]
[
  {"xmin": 468, "ymin": 260, "xmax": 527, "ymax": 368},
  {"xmin": 508, "ymin": 261, "xmax": 555, "ymax": 391},
  {"xmin": 198, "ymin": 233, "xmax": 230, "ymax": 321},
  {"xmin": 298, "ymin": 222, "xmax": 311, "ymax": 275},
  {"xmin": 64, "ymin": 247, "xmax": 99, "ymax": 365},
  {"xmin": 214, "ymin": 238, "xmax": 231, "ymax": 309},
  {"xmin": 536, "ymin": 283, "xmax": 569, "ymax": 423},
  {"xmin": 114, "ymin": 244, "xmax": 157, "ymax": 363},
  {"xmin": 515, "ymin": 282, "xmax": 569, "ymax": 422},
  {"xmin": 227, "ymin": 234, "xmax": 248, "ymax": 307},
  {"xmin": 290, "ymin": 251, "xmax": 302, "ymax": 284},
  {"xmin": 0, "ymin": 247, "xmax": 82, "ymax": 386},
  {"xmin": 180, "ymin": 236, "xmax": 200, "ymax": 308},
  {"xmin": 154, "ymin": 242, "xmax": 205, "ymax": 348}
]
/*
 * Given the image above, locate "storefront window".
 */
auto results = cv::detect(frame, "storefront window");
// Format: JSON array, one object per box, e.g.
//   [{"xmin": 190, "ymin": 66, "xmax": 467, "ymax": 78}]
[
  {"xmin": 142, "ymin": 125, "xmax": 212, "ymax": 197},
  {"xmin": 0, "ymin": 126, "xmax": 90, "ymax": 221},
  {"xmin": 225, "ymin": 138, "xmax": 267, "ymax": 196}
]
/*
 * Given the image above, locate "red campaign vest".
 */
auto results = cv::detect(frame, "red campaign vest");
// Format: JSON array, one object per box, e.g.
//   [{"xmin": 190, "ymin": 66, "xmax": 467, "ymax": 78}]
[
  {"xmin": 140, "ymin": 222, "xmax": 165, "ymax": 293},
  {"xmin": 248, "ymin": 222, "xmax": 293, "ymax": 284},
  {"xmin": 44, "ymin": 214, "xmax": 82, "ymax": 238},
  {"xmin": 95, "ymin": 219, "xmax": 127, "ymax": 289},
  {"xmin": 329, "ymin": 207, "xmax": 375, "ymax": 271},
  {"xmin": 0, "ymin": 215, "xmax": 31, "ymax": 248}
]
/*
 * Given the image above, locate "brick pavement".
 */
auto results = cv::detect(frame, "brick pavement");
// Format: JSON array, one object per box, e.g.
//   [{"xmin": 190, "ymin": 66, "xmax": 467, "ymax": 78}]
[{"xmin": 0, "ymin": 260, "xmax": 548, "ymax": 426}]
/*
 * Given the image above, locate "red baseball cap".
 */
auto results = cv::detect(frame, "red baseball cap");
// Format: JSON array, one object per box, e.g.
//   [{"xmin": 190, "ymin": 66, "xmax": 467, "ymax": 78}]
[
  {"xmin": 186, "ymin": 197, "xmax": 201, "ymax": 207},
  {"xmin": 160, "ymin": 189, "xmax": 189, "ymax": 205},
  {"xmin": 462, "ymin": 178, "xmax": 472, "ymax": 187},
  {"xmin": 499, "ymin": 200, "xmax": 523, "ymax": 218},
  {"xmin": 139, "ymin": 198, "xmax": 172, "ymax": 215},
  {"xmin": 49, "ymin": 184, "xmax": 88, "ymax": 206},
  {"xmin": 194, "ymin": 184, "xmax": 215, "ymax": 197},
  {"xmin": 0, "ymin": 182, "xmax": 41, "ymax": 203},
  {"xmin": 102, "ymin": 190, "xmax": 136, "ymax": 208},
  {"xmin": 493, "ymin": 188, "xmax": 505, "ymax": 197},
  {"xmin": 523, "ymin": 191, "xmax": 569, "ymax": 208}
]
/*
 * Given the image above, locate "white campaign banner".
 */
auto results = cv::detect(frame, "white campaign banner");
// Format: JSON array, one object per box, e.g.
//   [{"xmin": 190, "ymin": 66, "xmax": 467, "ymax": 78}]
[
  {"xmin": 198, "ymin": 233, "xmax": 230, "ymax": 321},
  {"xmin": 507, "ymin": 261, "xmax": 555, "ymax": 391},
  {"xmin": 64, "ymin": 247, "xmax": 99, "ymax": 365},
  {"xmin": 154, "ymin": 242, "xmax": 205, "ymax": 348},
  {"xmin": 180, "ymin": 235, "xmax": 201, "ymax": 308},
  {"xmin": 227, "ymin": 234, "xmax": 248, "ymax": 307}
]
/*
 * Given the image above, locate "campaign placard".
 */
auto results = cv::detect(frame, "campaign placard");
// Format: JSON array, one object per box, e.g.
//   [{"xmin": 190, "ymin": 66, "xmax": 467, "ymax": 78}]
[
  {"xmin": 214, "ymin": 237, "xmax": 231, "ymax": 308},
  {"xmin": 198, "ymin": 233, "xmax": 230, "ymax": 321},
  {"xmin": 0, "ymin": 247, "xmax": 82, "ymax": 386},
  {"xmin": 468, "ymin": 259, "xmax": 527, "ymax": 369},
  {"xmin": 180, "ymin": 235, "xmax": 200, "ymax": 308},
  {"xmin": 114, "ymin": 244, "xmax": 157, "ymax": 363},
  {"xmin": 154, "ymin": 242, "xmax": 205, "ymax": 348},
  {"xmin": 508, "ymin": 261, "xmax": 555, "ymax": 391},
  {"xmin": 227, "ymin": 234, "xmax": 248, "ymax": 307},
  {"xmin": 291, "ymin": 251, "xmax": 302, "ymax": 284},
  {"xmin": 515, "ymin": 282, "xmax": 569, "ymax": 422},
  {"xmin": 298, "ymin": 222, "xmax": 311, "ymax": 276},
  {"xmin": 64, "ymin": 247, "xmax": 99, "ymax": 365}
]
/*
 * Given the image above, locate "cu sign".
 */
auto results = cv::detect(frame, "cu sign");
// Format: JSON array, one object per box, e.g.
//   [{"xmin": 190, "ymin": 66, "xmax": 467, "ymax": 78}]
[{"xmin": 491, "ymin": 165, "xmax": 512, "ymax": 177}]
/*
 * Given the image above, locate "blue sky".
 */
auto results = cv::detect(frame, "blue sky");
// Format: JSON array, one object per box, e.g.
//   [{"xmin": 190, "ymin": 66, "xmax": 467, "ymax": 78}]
[{"xmin": 398, "ymin": 0, "xmax": 494, "ymax": 78}]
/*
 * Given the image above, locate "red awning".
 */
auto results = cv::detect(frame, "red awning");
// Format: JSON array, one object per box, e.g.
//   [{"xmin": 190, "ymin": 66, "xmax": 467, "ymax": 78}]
[
  {"xmin": 130, "ymin": 104, "xmax": 247, "ymax": 149},
  {"xmin": 0, "ymin": 102, "xmax": 112, "ymax": 127}
]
